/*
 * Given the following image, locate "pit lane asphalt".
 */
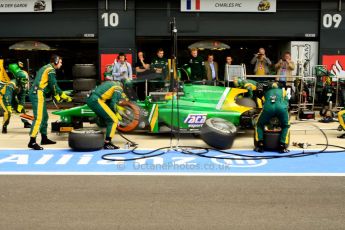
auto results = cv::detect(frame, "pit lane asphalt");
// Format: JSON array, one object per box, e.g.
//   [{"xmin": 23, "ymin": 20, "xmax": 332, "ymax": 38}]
[{"xmin": 0, "ymin": 110, "xmax": 345, "ymax": 229}]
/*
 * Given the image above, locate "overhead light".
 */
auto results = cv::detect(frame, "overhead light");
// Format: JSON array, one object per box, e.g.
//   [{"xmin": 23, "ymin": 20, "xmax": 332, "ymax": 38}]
[{"xmin": 188, "ymin": 40, "xmax": 230, "ymax": 50}]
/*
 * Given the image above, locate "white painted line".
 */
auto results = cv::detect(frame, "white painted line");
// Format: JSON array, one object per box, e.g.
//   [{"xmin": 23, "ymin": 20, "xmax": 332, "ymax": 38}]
[
  {"xmin": 0, "ymin": 148, "xmax": 69, "ymax": 150},
  {"xmin": 0, "ymin": 148, "xmax": 342, "ymax": 151},
  {"xmin": 216, "ymin": 87, "xmax": 230, "ymax": 110},
  {"xmin": 148, "ymin": 104, "xmax": 157, "ymax": 122},
  {"xmin": 0, "ymin": 172, "xmax": 344, "ymax": 176}
]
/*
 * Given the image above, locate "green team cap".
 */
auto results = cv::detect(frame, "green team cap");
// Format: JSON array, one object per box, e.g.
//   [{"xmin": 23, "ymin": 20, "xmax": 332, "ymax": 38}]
[{"xmin": 8, "ymin": 63, "xmax": 20, "ymax": 75}]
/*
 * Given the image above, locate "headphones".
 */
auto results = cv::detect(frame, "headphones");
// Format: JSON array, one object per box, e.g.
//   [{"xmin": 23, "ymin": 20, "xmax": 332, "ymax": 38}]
[{"xmin": 50, "ymin": 54, "xmax": 61, "ymax": 65}]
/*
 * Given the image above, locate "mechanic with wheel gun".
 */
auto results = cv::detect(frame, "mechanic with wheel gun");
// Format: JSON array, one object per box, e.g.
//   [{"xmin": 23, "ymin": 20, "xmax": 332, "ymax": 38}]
[
  {"xmin": 254, "ymin": 82, "xmax": 290, "ymax": 153},
  {"xmin": 0, "ymin": 62, "xmax": 31, "ymax": 134},
  {"xmin": 28, "ymin": 55, "xmax": 72, "ymax": 150},
  {"xmin": 86, "ymin": 81, "xmax": 128, "ymax": 150}
]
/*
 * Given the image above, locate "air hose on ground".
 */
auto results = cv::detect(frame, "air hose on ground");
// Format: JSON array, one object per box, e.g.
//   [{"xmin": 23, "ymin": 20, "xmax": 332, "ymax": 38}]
[{"xmin": 102, "ymin": 122, "xmax": 345, "ymax": 162}]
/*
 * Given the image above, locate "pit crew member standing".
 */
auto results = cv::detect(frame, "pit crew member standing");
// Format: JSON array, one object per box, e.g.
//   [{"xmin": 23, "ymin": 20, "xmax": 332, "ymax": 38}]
[
  {"xmin": 86, "ymin": 81, "xmax": 127, "ymax": 149},
  {"xmin": 254, "ymin": 83, "xmax": 290, "ymax": 153},
  {"xmin": 8, "ymin": 62, "xmax": 32, "ymax": 127},
  {"xmin": 0, "ymin": 63, "xmax": 31, "ymax": 134},
  {"xmin": 28, "ymin": 55, "xmax": 72, "ymax": 150}
]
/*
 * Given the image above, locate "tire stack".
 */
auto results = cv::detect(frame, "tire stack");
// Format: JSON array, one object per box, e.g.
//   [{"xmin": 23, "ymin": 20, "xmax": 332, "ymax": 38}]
[{"xmin": 72, "ymin": 64, "xmax": 97, "ymax": 105}]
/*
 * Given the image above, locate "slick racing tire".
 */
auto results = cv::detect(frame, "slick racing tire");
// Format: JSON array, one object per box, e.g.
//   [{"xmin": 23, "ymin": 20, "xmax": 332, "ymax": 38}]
[
  {"xmin": 72, "ymin": 64, "xmax": 97, "ymax": 78},
  {"xmin": 236, "ymin": 97, "xmax": 257, "ymax": 108},
  {"xmin": 200, "ymin": 118, "xmax": 237, "ymax": 150},
  {"xmin": 73, "ymin": 78, "xmax": 96, "ymax": 91},
  {"xmin": 254, "ymin": 131, "xmax": 290, "ymax": 150},
  {"xmin": 69, "ymin": 129, "xmax": 104, "ymax": 151},
  {"xmin": 254, "ymin": 130, "xmax": 280, "ymax": 150}
]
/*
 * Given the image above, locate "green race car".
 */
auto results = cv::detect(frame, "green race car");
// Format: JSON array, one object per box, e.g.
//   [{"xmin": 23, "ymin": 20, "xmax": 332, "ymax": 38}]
[{"xmin": 51, "ymin": 83, "xmax": 259, "ymax": 134}]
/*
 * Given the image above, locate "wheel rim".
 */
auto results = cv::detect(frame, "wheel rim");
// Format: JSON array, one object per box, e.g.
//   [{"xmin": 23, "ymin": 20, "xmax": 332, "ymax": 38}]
[
  {"xmin": 210, "ymin": 119, "xmax": 236, "ymax": 134},
  {"xmin": 117, "ymin": 101, "xmax": 140, "ymax": 132}
]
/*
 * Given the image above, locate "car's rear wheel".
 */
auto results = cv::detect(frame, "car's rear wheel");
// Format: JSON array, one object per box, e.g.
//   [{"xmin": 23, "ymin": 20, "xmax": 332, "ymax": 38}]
[
  {"xmin": 94, "ymin": 101, "xmax": 140, "ymax": 132},
  {"xmin": 117, "ymin": 101, "xmax": 140, "ymax": 132},
  {"xmin": 68, "ymin": 129, "xmax": 104, "ymax": 151},
  {"xmin": 200, "ymin": 118, "xmax": 237, "ymax": 149},
  {"xmin": 236, "ymin": 97, "xmax": 257, "ymax": 108}
]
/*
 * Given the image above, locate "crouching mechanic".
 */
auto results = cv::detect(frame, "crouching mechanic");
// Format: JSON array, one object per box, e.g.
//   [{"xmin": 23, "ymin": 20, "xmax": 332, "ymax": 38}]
[
  {"xmin": 0, "ymin": 63, "xmax": 31, "ymax": 133},
  {"xmin": 233, "ymin": 77, "xmax": 257, "ymax": 98},
  {"xmin": 233, "ymin": 77, "xmax": 263, "ymax": 108},
  {"xmin": 254, "ymin": 82, "xmax": 290, "ymax": 153},
  {"xmin": 86, "ymin": 81, "xmax": 128, "ymax": 149},
  {"xmin": 28, "ymin": 55, "xmax": 72, "ymax": 150}
]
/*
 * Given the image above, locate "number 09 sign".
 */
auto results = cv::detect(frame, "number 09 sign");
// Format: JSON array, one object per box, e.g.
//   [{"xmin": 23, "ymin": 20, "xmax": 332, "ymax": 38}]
[{"xmin": 322, "ymin": 13, "xmax": 343, "ymax": 29}]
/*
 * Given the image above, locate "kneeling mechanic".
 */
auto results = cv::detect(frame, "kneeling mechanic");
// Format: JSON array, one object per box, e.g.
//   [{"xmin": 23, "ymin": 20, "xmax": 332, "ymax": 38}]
[
  {"xmin": 87, "ymin": 81, "xmax": 128, "ymax": 150},
  {"xmin": 254, "ymin": 82, "xmax": 290, "ymax": 153}
]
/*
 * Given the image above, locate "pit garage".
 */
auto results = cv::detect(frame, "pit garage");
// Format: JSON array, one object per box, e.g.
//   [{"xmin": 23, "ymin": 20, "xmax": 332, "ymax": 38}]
[{"xmin": 0, "ymin": 0, "xmax": 345, "ymax": 229}]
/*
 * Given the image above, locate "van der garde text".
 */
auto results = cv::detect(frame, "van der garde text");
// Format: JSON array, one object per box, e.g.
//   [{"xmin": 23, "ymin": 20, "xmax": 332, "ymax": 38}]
[{"xmin": 0, "ymin": 4, "xmax": 28, "ymax": 8}]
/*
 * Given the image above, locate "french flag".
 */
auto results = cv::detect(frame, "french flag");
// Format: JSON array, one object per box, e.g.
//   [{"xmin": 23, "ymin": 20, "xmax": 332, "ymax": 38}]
[{"xmin": 186, "ymin": 0, "xmax": 200, "ymax": 11}]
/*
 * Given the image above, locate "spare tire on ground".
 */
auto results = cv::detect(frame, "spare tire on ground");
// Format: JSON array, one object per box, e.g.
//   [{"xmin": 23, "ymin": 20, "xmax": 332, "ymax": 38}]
[
  {"xmin": 69, "ymin": 129, "xmax": 104, "ymax": 151},
  {"xmin": 73, "ymin": 78, "xmax": 96, "ymax": 91},
  {"xmin": 72, "ymin": 64, "xmax": 96, "ymax": 78},
  {"xmin": 200, "ymin": 118, "xmax": 237, "ymax": 150}
]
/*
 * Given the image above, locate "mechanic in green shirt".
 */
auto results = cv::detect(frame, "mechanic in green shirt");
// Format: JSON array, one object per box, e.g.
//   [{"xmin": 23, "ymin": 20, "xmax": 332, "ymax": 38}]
[
  {"xmin": 185, "ymin": 48, "xmax": 206, "ymax": 81},
  {"xmin": 151, "ymin": 48, "xmax": 168, "ymax": 80},
  {"xmin": 28, "ymin": 55, "xmax": 72, "ymax": 150},
  {"xmin": 86, "ymin": 81, "xmax": 128, "ymax": 149},
  {"xmin": 254, "ymin": 82, "xmax": 290, "ymax": 153},
  {"xmin": 233, "ymin": 77, "xmax": 264, "ymax": 108},
  {"xmin": 233, "ymin": 77, "xmax": 258, "ymax": 99},
  {"xmin": 0, "ymin": 62, "xmax": 31, "ymax": 134}
]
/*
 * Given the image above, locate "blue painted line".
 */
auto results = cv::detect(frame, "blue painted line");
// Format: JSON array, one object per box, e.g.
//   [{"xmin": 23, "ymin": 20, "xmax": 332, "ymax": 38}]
[{"xmin": 0, "ymin": 149, "xmax": 344, "ymax": 175}]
